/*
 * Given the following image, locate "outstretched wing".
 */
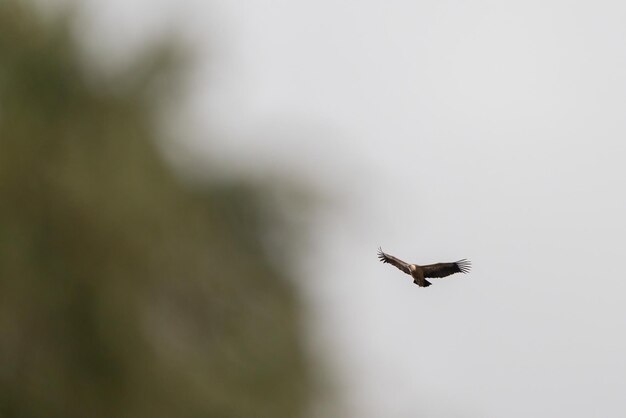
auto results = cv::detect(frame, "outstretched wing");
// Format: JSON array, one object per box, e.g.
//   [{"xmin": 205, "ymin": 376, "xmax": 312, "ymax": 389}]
[
  {"xmin": 422, "ymin": 259, "xmax": 471, "ymax": 278},
  {"xmin": 377, "ymin": 247, "xmax": 411, "ymax": 275}
]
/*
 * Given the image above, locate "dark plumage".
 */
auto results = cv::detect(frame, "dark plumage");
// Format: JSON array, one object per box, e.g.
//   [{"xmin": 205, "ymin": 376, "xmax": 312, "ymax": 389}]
[{"xmin": 377, "ymin": 247, "xmax": 471, "ymax": 287}]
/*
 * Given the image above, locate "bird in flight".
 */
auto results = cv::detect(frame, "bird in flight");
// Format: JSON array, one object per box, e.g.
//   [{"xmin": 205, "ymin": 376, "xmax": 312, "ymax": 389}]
[{"xmin": 377, "ymin": 247, "xmax": 471, "ymax": 287}]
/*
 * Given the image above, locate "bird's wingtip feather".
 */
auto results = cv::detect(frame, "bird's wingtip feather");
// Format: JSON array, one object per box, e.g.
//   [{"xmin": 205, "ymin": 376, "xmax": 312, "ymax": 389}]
[
  {"xmin": 455, "ymin": 259, "xmax": 472, "ymax": 273},
  {"xmin": 377, "ymin": 247, "xmax": 387, "ymax": 263}
]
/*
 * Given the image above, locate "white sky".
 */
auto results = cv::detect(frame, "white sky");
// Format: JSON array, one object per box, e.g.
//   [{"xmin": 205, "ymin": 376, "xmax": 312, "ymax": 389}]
[{"xmin": 76, "ymin": 1, "xmax": 626, "ymax": 417}]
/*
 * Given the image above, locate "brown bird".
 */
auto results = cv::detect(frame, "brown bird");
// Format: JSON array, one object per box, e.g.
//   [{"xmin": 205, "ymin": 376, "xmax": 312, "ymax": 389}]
[{"xmin": 377, "ymin": 247, "xmax": 471, "ymax": 287}]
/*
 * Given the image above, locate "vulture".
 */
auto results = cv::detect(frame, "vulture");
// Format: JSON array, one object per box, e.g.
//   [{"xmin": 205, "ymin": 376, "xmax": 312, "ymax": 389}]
[{"xmin": 377, "ymin": 247, "xmax": 471, "ymax": 287}]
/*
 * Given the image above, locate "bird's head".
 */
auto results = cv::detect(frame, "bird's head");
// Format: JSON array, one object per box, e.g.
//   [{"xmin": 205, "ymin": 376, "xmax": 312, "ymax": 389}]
[{"xmin": 409, "ymin": 264, "xmax": 417, "ymax": 272}]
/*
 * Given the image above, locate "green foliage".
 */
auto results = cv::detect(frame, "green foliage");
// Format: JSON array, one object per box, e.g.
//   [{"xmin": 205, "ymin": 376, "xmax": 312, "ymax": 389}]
[{"xmin": 0, "ymin": 2, "xmax": 310, "ymax": 417}]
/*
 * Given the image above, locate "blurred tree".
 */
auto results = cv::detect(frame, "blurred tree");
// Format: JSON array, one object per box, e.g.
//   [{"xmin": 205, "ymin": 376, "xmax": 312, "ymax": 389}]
[{"xmin": 0, "ymin": 2, "xmax": 311, "ymax": 418}]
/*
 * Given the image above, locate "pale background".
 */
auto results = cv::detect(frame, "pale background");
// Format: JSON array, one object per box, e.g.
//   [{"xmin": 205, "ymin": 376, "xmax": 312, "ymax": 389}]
[{"xmin": 68, "ymin": 1, "xmax": 626, "ymax": 416}]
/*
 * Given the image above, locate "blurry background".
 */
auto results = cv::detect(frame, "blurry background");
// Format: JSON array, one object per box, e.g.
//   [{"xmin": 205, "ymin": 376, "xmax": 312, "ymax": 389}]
[{"xmin": 3, "ymin": 1, "xmax": 626, "ymax": 417}]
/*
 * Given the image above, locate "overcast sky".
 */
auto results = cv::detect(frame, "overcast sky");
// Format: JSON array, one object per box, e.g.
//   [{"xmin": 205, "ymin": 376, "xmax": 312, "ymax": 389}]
[{"xmin": 77, "ymin": 1, "xmax": 626, "ymax": 416}]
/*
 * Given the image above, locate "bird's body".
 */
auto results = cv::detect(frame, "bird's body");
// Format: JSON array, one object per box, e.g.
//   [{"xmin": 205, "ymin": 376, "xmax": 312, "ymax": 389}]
[{"xmin": 377, "ymin": 247, "xmax": 471, "ymax": 287}]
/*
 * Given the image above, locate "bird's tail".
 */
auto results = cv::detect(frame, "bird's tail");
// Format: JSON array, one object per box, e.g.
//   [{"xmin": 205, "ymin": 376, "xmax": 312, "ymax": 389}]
[{"xmin": 414, "ymin": 279, "xmax": 432, "ymax": 287}]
